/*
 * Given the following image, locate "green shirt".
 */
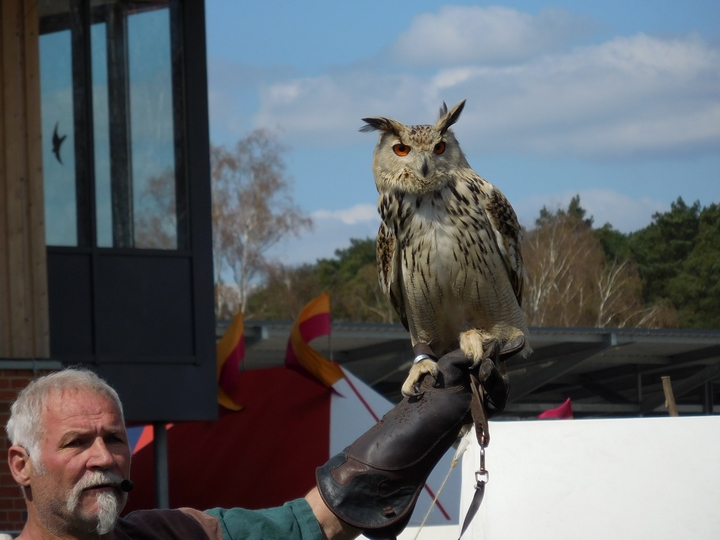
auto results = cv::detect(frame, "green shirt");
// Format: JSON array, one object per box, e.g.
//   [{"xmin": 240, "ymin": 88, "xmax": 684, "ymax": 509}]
[{"xmin": 206, "ymin": 499, "xmax": 323, "ymax": 540}]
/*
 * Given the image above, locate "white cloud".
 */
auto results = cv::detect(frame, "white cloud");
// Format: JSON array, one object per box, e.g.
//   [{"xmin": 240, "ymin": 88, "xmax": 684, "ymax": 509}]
[
  {"xmin": 251, "ymin": 31, "xmax": 720, "ymax": 159},
  {"xmin": 393, "ymin": 6, "xmax": 593, "ymax": 67},
  {"xmin": 580, "ymin": 190, "xmax": 667, "ymax": 232},
  {"xmin": 206, "ymin": 58, "xmax": 300, "ymax": 144},
  {"xmin": 253, "ymin": 72, "xmax": 429, "ymax": 145},
  {"xmin": 312, "ymin": 204, "xmax": 378, "ymax": 225},
  {"xmin": 266, "ymin": 204, "xmax": 380, "ymax": 265},
  {"xmin": 514, "ymin": 189, "xmax": 667, "ymax": 233}
]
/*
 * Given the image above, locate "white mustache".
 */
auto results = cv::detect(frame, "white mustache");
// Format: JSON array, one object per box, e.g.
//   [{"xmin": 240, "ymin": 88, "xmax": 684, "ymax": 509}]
[
  {"xmin": 66, "ymin": 471, "xmax": 125, "ymax": 512},
  {"xmin": 75, "ymin": 470, "xmax": 124, "ymax": 491}
]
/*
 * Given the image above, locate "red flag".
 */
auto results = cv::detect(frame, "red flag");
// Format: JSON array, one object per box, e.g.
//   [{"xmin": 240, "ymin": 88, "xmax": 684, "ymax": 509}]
[
  {"xmin": 285, "ymin": 293, "xmax": 344, "ymax": 386},
  {"xmin": 216, "ymin": 310, "xmax": 245, "ymax": 411},
  {"xmin": 130, "ymin": 424, "xmax": 174, "ymax": 455},
  {"xmin": 539, "ymin": 397, "xmax": 573, "ymax": 419}
]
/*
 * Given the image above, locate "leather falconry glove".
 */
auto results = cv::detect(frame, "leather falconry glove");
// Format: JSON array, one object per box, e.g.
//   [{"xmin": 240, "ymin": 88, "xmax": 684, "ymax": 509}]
[{"xmin": 316, "ymin": 340, "xmax": 518, "ymax": 540}]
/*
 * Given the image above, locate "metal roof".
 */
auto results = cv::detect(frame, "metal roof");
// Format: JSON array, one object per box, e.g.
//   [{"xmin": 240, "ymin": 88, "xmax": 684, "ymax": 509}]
[{"xmin": 219, "ymin": 321, "xmax": 720, "ymax": 419}]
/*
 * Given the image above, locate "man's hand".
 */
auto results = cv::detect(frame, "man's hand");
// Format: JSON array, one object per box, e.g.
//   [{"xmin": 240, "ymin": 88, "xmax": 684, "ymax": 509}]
[{"xmin": 305, "ymin": 487, "xmax": 360, "ymax": 540}]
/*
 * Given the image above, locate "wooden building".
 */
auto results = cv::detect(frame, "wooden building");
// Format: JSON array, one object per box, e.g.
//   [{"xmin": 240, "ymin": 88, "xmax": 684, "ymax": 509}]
[{"xmin": 1, "ymin": 0, "xmax": 216, "ymax": 532}]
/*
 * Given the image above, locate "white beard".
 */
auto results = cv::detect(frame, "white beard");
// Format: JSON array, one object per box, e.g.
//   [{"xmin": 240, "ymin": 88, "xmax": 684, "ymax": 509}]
[
  {"xmin": 93, "ymin": 491, "xmax": 121, "ymax": 535},
  {"xmin": 65, "ymin": 470, "xmax": 127, "ymax": 535}
]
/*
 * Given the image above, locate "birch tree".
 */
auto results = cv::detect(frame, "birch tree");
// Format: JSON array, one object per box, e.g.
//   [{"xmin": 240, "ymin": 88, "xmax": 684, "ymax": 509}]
[
  {"xmin": 211, "ymin": 130, "xmax": 312, "ymax": 317},
  {"xmin": 522, "ymin": 212, "xmax": 601, "ymax": 326},
  {"xmin": 522, "ymin": 199, "xmax": 674, "ymax": 328},
  {"xmin": 134, "ymin": 168, "xmax": 176, "ymax": 249}
]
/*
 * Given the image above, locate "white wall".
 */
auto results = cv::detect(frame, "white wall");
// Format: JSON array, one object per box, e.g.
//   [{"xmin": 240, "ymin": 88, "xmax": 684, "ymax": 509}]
[{"xmin": 460, "ymin": 416, "xmax": 720, "ymax": 540}]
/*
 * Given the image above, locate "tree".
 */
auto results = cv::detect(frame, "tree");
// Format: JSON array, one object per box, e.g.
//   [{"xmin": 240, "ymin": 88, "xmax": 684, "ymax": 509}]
[
  {"xmin": 316, "ymin": 238, "xmax": 377, "ymax": 286},
  {"xmin": 522, "ymin": 197, "xmax": 674, "ymax": 328},
  {"xmin": 212, "ymin": 130, "xmax": 312, "ymax": 317},
  {"xmin": 665, "ymin": 203, "xmax": 720, "ymax": 328},
  {"xmin": 245, "ymin": 263, "xmax": 323, "ymax": 320},
  {"xmin": 522, "ymin": 205, "xmax": 602, "ymax": 326},
  {"xmin": 245, "ymin": 238, "xmax": 399, "ymax": 324},
  {"xmin": 317, "ymin": 239, "xmax": 397, "ymax": 323},
  {"xmin": 240, "ymin": 194, "xmax": 720, "ymax": 329},
  {"xmin": 627, "ymin": 197, "xmax": 701, "ymax": 305},
  {"xmin": 593, "ymin": 222, "xmax": 632, "ymax": 262},
  {"xmin": 621, "ymin": 197, "xmax": 720, "ymax": 328},
  {"xmin": 134, "ymin": 168, "xmax": 177, "ymax": 249},
  {"xmin": 535, "ymin": 194, "xmax": 593, "ymax": 229},
  {"xmin": 594, "ymin": 258, "xmax": 675, "ymax": 328}
]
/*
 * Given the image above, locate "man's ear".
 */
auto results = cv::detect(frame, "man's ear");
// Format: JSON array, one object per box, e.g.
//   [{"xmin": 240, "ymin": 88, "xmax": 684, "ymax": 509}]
[{"xmin": 8, "ymin": 445, "xmax": 32, "ymax": 487}]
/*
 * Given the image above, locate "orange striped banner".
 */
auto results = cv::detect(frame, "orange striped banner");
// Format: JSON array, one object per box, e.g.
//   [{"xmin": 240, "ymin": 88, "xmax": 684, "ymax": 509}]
[
  {"xmin": 217, "ymin": 310, "xmax": 245, "ymax": 411},
  {"xmin": 285, "ymin": 293, "xmax": 344, "ymax": 386}
]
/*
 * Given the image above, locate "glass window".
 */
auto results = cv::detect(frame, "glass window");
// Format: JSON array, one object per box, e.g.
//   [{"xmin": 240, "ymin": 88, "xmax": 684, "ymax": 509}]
[
  {"xmin": 40, "ymin": 27, "xmax": 77, "ymax": 246},
  {"xmin": 92, "ymin": 21, "xmax": 113, "ymax": 247},
  {"xmin": 128, "ymin": 7, "xmax": 177, "ymax": 249},
  {"xmin": 39, "ymin": 0, "xmax": 182, "ymax": 250}
]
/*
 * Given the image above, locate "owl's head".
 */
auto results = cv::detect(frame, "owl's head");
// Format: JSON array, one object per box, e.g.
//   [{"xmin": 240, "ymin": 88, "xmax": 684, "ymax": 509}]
[{"xmin": 361, "ymin": 100, "xmax": 471, "ymax": 195}]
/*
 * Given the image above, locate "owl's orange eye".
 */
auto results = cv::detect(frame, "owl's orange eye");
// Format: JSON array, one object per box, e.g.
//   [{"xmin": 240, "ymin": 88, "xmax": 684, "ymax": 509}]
[
  {"xmin": 393, "ymin": 144, "xmax": 411, "ymax": 156},
  {"xmin": 433, "ymin": 141, "xmax": 446, "ymax": 155}
]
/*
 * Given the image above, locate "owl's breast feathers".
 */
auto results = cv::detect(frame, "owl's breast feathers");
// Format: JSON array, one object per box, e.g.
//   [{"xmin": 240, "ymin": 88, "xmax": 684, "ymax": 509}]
[{"xmin": 377, "ymin": 170, "xmax": 526, "ymax": 347}]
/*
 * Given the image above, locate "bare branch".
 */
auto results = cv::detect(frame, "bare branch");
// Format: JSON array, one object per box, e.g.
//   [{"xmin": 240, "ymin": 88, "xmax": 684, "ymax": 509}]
[{"xmin": 211, "ymin": 130, "xmax": 313, "ymax": 315}]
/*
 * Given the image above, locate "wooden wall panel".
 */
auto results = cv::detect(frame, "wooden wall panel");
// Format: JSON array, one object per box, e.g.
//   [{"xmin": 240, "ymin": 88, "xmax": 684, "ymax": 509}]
[
  {"xmin": 24, "ymin": 0, "xmax": 48, "ymax": 356},
  {"xmin": 0, "ymin": 0, "xmax": 8, "ymax": 357},
  {"xmin": 0, "ymin": 0, "xmax": 49, "ymax": 358}
]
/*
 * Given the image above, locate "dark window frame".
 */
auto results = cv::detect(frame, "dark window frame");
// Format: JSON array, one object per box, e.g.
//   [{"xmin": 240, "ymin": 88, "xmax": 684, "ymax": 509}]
[{"xmin": 40, "ymin": 0, "xmax": 216, "ymax": 422}]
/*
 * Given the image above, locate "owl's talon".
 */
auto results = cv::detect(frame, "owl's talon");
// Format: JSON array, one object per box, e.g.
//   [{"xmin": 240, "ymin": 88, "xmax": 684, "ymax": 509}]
[
  {"xmin": 401, "ymin": 359, "xmax": 439, "ymax": 398},
  {"xmin": 460, "ymin": 329, "xmax": 485, "ymax": 367}
]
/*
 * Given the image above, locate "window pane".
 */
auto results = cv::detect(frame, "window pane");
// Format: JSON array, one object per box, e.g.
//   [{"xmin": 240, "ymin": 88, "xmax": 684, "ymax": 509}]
[
  {"xmin": 92, "ymin": 21, "xmax": 113, "ymax": 247},
  {"xmin": 39, "ymin": 0, "xmax": 181, "ymax": 250},
  {"xmin": 128, "ymin": 7, "xmax": 177, "ymax": 249},
  {"xmin": 40, "ymin": 29, "xmax": 77, "ymax": 246}
]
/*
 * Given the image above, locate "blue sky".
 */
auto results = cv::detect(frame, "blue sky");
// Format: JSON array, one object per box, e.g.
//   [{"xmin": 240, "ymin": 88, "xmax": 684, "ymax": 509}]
[{"xmin": 205, "ymin": 1, "xmax": 720, "ymax": 265}]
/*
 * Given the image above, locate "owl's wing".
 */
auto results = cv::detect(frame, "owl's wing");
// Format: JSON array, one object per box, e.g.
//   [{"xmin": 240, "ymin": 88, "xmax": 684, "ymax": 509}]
[
  {"xmin": 484, "ymin": 185, "xmax": 524, "ymax": 306},
  {"xmin": 377, "ymin": 221, "xmax": 408, "ymax": 330}
]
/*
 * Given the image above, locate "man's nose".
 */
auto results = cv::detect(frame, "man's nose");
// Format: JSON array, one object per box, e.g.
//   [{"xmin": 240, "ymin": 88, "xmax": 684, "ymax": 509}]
[{"xmin": 87, "ymin": 438, "xmax": 115, "ymax": 469}]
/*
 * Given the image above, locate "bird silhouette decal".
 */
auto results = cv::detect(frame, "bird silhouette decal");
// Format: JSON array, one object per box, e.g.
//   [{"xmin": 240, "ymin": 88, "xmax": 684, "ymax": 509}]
[{"xmin": 52, "ymin": 121, "xmax": 67, "ymax": 165}]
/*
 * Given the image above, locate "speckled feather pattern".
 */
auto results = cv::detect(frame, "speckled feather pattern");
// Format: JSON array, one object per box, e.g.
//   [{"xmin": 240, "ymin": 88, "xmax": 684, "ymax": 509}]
[{"xmin": 368, "ymin": 101, "xmax": 528, "ymax": 358}]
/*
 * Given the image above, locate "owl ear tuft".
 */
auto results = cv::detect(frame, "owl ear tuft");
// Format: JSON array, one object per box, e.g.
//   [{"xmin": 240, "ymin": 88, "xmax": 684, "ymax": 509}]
[
  {"xmin": 435, "ymin": 100, "xmax": 466, "ymax": 134},
  {"xmin": 360, "ymin": 117, "xmax": 403, "ymax": 136}
]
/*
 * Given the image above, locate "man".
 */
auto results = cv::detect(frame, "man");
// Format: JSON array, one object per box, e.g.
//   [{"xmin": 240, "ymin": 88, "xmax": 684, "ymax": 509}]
[{"xmin": 6, "ymin": 344, "xmax": 513, "ymax": 540}]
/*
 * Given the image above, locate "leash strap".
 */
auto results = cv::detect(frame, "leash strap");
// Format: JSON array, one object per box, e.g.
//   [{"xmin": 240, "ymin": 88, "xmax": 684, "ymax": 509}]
[
  {"xmin": 459, "ymin": 478, "xmax": 485, "ymax": 538},
  {"xmin": 459, "ymin": 373, "xmax": 490, "ymax": 539}
]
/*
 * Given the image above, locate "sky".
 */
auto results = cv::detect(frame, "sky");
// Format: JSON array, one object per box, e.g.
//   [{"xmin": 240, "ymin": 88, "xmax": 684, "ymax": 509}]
[{"xmin": 205, "ymin": 0, "xmax": 720, "ymax": 266}]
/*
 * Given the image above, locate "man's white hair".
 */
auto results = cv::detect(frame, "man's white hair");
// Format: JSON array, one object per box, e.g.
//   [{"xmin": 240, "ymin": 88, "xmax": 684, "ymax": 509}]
[{"xmin": 5, "ymin": 368, "xmax": 125, "ymax": 464}]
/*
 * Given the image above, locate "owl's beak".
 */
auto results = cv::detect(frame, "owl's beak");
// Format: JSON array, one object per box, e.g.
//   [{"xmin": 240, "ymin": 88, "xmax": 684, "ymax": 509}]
[{"xmin": 421, "ymin": 159, "xmax": 429, "ymax": 178}]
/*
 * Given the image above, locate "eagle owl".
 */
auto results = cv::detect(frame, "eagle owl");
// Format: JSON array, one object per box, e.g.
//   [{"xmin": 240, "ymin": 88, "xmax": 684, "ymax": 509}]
[{"xmin": 361, "ymin": 100, "xmax": 529, "ymax": 397}]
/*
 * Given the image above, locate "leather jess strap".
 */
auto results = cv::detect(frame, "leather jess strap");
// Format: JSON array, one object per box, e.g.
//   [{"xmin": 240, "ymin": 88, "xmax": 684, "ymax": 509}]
[
  {"xmin": 459, "ymin": 373, "xmax": 490, "ymax": 539},
  {"xmin": 469, "ymin": 372, "xmax": 490, "ymax": 447}
]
